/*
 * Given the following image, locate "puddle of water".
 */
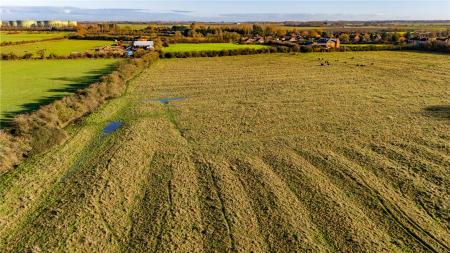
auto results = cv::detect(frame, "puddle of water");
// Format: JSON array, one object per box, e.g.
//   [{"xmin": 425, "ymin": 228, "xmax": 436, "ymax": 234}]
[
  {"xmin": 103, "ymin": 121, "xmax": 123, "ymax": 134},
  {"xmin": 143, "ymin": 97, "xmax": 185, "ymax": 104},
  {"xmin": 159, "ymin": 97, "xmax": 185, "ymax": 104}
]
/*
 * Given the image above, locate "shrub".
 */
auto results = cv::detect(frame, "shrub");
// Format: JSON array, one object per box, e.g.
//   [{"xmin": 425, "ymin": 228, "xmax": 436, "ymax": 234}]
[
  {"xmin": 22, "ymin": 53, "xmax": 33, "ymax": 59},
  {"xmin": 300, "ymin": 46, "xmax": 313, "ymax": 53},
  {"xmin": 164, "ymin": 52, "xmax": 174, "ymax": 58},
  {"xmin": 47, "ymin": 53, "xmax": 57, "ymax": 59},
  {"xmin": 1, "ymin": 53, "xmax": 19, "ymax": 60}
]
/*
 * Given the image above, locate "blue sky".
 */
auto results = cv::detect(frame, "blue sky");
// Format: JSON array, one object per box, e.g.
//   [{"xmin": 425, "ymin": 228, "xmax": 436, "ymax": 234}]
[{"xmin": 1, "ymin": 1, "xmax": 449, "ymax": 21}]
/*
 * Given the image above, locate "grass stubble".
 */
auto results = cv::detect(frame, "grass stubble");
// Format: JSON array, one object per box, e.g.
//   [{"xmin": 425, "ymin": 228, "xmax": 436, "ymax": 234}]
[{"xmin": 0, "ymin": 51, "xmax": 449, "ymax": 252}]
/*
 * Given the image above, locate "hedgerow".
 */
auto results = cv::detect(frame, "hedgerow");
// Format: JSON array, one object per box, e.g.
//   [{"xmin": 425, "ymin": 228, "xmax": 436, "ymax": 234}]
[{"xmin": 159, "ymin": 43, "xmax": 449, "ymax": 59}]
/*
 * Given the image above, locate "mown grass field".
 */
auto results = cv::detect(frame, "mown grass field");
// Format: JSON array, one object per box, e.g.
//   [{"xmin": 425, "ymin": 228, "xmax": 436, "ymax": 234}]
[
  {"xmin": 0, "ymin": 51, "xmax": 449, "ymax": 252},
  {"xmin": 0, "ymin": 32, "xmax": 68, "ymax": 42},
  {"xmin": 116, "ymin": 23, "xmax": 151, "ymax": 30},
  {"xmin": 280, "ymin": 23, "xmax": 450, "ymax": 31},
  {"xmin": 162, "ymin": 43, "xmax": 270, "ymax": 52},
  {"xmin": 0, "ymin": 39, "xmax": 113, "ymax": 57},
  {"xmin": 0, "ymin": 59, "xmax": 117, "ymax": 123}
]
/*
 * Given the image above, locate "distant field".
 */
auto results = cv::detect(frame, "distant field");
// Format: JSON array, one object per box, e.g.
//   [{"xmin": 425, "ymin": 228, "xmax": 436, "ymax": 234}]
[
  {"xmin": 0, "ymin": 32, "xmax": 68, "ymax": 42},
  {"xmin": 1, "ymin": 51, "xmax": 449, "ymax": 252},
  {"xmin": 0, "ymin": 59, "xmax": 117, "ymax": 122},
  {"xmin": 163, "ymin": 43, "xmax": 270, "ymax": 52},
  {"xmin": 280, "ymin": 24, "xmax": 450, "ymax": 31},
  {"xmin": 0, "ymin": 39, "xmax": 113, "ymax": 57},
  {"xmin": 116, "ymin": 23, "xmax": 150, "ymax": 30}
]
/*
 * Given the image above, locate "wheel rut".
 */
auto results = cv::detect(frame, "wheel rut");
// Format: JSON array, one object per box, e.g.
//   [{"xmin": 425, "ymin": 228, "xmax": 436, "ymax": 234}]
[{"xmin": 320, "ymin": 147, "xmax": 449, "ymax": 252}]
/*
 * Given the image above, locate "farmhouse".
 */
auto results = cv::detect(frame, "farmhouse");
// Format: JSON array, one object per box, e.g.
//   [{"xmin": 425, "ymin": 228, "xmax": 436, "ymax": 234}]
[
  {"xmin": 315, "ymin": 38, "xmax": 340, "ymax": 48},
  {"xmin": 133, "ymin": 40, "xmax": 154, "ymax": 49}
]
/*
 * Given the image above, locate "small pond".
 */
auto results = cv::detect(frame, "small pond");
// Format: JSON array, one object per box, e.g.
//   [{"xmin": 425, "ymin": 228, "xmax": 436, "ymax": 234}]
[{"xmin": 103, "ymin": 121, "xmax": 123, "ymax": 134}]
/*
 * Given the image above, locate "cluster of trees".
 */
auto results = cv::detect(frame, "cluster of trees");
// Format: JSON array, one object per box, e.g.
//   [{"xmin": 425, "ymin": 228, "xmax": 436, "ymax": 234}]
[{"xmin": 0, "ymin": 52, "xmax": 160, "ymax": 172}]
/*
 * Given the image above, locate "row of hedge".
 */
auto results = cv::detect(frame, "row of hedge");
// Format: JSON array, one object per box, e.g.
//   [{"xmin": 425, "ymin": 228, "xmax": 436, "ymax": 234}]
[
  {"xmin": 0, "ymin": 49, "xmax": 151, "ymax": 60},
  {"xmin": 69, "ymin": 34, "xmax": 138, "ymax": 41},
  {"xmin": 1, "ymin": 51, "xmax": 126, "ymax": 60},
  {"xmin": 0, "ymin": 37, "xmax": 67, "ymax": 46},
  {"xmin": 0, "ymin": 52, "xmax": 160, "ymax": 173},
  {"xmin": 159, "ymin": 44, "xmax": 408, "ymax": 58}
]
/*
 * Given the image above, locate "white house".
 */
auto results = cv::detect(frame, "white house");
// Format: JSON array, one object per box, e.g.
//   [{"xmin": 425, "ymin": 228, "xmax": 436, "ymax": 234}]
[{"xmin": 133, "ymin": 41, "xmax": 154, "ymax": 49}]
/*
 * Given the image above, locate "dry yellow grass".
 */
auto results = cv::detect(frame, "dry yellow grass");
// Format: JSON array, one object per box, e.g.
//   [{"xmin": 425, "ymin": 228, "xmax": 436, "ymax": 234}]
[{"xmin": 0, "ymin": 51, "xmax": 449, "ymax": 252}]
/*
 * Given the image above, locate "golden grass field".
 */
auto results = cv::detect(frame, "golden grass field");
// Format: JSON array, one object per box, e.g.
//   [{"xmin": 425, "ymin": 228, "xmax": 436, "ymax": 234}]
[{"xmin": 0, "ymin": 51, "xmax": 449, "ymax": 252}]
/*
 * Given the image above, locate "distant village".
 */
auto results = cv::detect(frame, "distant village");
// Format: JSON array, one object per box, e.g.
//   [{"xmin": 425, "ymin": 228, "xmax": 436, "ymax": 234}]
[{"xmin": 241, "ymin": 33, "xmax": 450, "ymax": 49}]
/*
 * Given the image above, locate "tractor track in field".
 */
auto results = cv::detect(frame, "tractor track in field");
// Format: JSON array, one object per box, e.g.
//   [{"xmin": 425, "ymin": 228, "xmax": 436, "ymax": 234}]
[
  {"xmin": 324, "ymin": 147, "xmax": 449, "ymax": 252},
  {"xmin": 202, "ymin": 159, "xmax": 237, "ymax": 252},
  {"xmin": 94, "ymin": 146, "xmax": 126, "ymax": 249}
]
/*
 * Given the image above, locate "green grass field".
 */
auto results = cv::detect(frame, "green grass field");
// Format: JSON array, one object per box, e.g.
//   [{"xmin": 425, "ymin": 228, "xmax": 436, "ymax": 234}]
[
  {"xmin": 280, "ymin": 23, "xmax": 450, "ymax": 31},
  {"xmin": 0, "ymin": 32, "xmax": 68, "ymax": 42},
  {"xmin": 1, "ymin": 51, "xmax": 449, "ymax": 252},
  {"xmin": 0, "ymin": 39, "xmax": 113, "ymax": 57},
  {"xmin": 116, "ymin": 23, "xmax": 151, "ymax": 30},
  {"xmin": 0, "ymin": 59, "xmax": 117, "ymax": 123},
  {"xmin": 162, "ymin": 43, "xmax": 270, "ymax": 53}
]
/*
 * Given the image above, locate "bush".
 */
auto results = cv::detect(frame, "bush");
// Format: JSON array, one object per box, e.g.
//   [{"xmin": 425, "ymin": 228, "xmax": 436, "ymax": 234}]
[
  {"xmin": 300, "ymin": 46, "xmax": 313, "ymax": 53},
  {"xmin": 1, "ymin": 53, "xmax": 19, "ymax": 60},
  {"xmin": 164, "ymin": 52, "xmax": 174, "ymax": 58},
  {"xmin": 22, "ymin": 53, "xmax": 33, "ymax": 59}
]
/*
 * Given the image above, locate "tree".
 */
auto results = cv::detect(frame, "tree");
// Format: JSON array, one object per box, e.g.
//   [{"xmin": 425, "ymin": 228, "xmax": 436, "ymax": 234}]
[
  {"xmin": 252, "ymin": 24, "xmax": 264, "ymax": 35},
  {"xmin": 174, "ymin": 31, "xmax": 183, "ymax": 41},
  {"xmin": 339, "ymin": 33, "xmax": 350, "ymax": 43},
  {"xmin": 264, "ymin": 25, "xmax": 275, "ymax": 36},
  {"xmin": 381, "ymin": 32, "xmax": 390, "ymax": 43},
  {"xmin": 36, "ymin": 49, "xmax": 46, "ymax": 59},
  {"xmin": 309, "ymin": 30, "xmax": 319, "ymax": 38},
  {"xmin": 391, "ymin": 33, "xmax": 400, "ymax": 43},
  {"xmin": 76, "ymin": 25, "xmax": 87, "ymax": 36},
  {"xmin": 405, "ymin": 31, "xmax": 412, "ymax": 40}
]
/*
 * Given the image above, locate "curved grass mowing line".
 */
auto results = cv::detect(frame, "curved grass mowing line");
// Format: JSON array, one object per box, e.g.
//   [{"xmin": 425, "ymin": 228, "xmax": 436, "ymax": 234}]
[{"xmin": 162, "ymin": 43, "xmax": 270, "ymax": 53}]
